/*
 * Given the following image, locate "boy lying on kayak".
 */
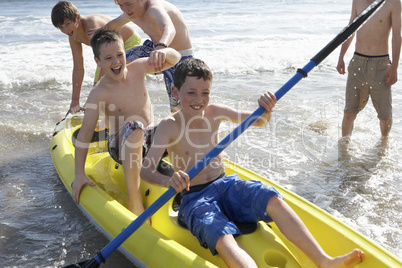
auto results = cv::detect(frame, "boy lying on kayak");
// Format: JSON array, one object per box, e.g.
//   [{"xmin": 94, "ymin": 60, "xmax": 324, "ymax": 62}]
[
  {"xmin": 140, "ymin": 58, "xmax": 365, "ymax": 267},
  {"xmin": 71, "ymin": 28, "xmax": 180, "ymax": 219}
]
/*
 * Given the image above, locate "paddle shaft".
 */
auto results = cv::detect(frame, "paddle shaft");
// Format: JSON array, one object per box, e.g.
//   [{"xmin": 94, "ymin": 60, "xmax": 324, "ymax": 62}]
[{"xmin": 71, "ymin": 1, "xmax": 385, "ymax": 267}]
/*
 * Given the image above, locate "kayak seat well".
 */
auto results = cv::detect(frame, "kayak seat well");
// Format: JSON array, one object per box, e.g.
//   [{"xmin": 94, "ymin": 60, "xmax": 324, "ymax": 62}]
[{"xmin": 72, "ymin": 127, "xmax": 109, "ymax": 145}]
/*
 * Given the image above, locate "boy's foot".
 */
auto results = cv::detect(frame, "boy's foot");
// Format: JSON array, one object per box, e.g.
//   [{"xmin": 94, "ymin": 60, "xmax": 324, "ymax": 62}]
[{"xmin": 321, "ymin": 249, "xmax": 364, "ymax": 268}]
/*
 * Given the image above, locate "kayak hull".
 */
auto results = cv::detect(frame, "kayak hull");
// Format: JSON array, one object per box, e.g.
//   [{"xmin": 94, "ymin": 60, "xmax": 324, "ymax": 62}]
[{"xmin": 50, "ymin": 115, "xmax": 401, "ymax": 267}]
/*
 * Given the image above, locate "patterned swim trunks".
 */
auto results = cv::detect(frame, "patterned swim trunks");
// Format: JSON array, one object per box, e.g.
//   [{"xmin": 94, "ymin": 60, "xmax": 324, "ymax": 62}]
[{"xmin": 108, "ymin": 121, "xmax": 155, "ymax": 164}]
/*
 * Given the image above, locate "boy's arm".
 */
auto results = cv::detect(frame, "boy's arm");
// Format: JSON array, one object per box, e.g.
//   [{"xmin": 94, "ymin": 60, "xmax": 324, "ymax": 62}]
[
  {"xmin": 148, "ymin": 5, "xmax": 176, "ymax": 48},
  {"xmin": 146, "ymin": 47, "xmax": 181, "ymax": 73},
  {"xmin": 386, "ymin": 0, "xmax": 402, "ymax": 86},
  {"xmin": 337, "ymin": 34, "xmax": 355, "ymax": 74},
  {"xmin": 141, "ymin": 120, "xmax": 172, "ymax": 187},
  {"xmin": 140, "ymin": 119, "xmax": 190, "ymax": 193},
  {"xmin": 87, "ymin": 13, "xmax": 131, "ymax": 38},
  {"xmin": 337, "ymin": 0, "xmax": 358, "ymax": 74},
  {"xmin": 213, "ymin": 91, "xmax": 276, "ymax": 127},
  {"xmin": 103, "ymin": 13, "xmax": 131, "ymax": 30},
  {"xmin": 71, "ymin": 93, "xmax": 100, "ymax": 203},
  {"xmin": 70, "ymin": 39, "xmax": 85, "ymax": 113}
]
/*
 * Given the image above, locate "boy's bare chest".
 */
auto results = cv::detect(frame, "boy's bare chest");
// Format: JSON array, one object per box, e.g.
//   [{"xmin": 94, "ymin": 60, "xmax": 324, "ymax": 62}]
[
  {"xmin": 178, "ymin": 121, "xmax": 220, "ymax": 150},
  {"xmin": 357, "ymin": 0, "xmax": 391, "ymax": 26},
  {"xmin": 73, "ymin": 32, "xmax": 90, "ymax": 46},
  {"xmin": 105, "ymin": 86, "xmax": 148, "ymax": 116},
  {"xmin": 357, "ymin": 7, "xmax": 391, "ymax": 41}
]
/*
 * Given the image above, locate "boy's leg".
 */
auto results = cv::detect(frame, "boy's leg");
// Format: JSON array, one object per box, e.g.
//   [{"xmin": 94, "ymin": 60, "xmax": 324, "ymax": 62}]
[
  {"xmin": 121, "ymin": 128, "xmax": 146, "ymax": 218},
  {"xmin": 342, "ymin": 57, "xmax": 368, "ymax": 138},
  {"xmin": 342, "ymin": 112, "xmax": 357, "ymax": 137},
  {"xmin": 380, "ymin": 118, "xmax": 392, "ymax": 137},
  {"xmin": 215, "ymin": 234, "xmax": 257, "ymax": 268},
  {"xmin": 266, "ymin": 196, "xmax": 364, "ymax": 268}
]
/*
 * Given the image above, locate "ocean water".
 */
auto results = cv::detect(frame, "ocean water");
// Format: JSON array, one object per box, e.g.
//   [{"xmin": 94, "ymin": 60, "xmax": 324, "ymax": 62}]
[{"xmin": 0, "ymin": 0, "xmax": 401, "ymax": 267}]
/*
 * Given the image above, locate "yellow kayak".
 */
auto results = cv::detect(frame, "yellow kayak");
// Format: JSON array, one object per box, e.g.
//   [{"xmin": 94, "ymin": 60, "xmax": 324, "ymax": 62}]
[{"xmin": 50, "ymin": 114, "xmax": 401, "ymax": 267}]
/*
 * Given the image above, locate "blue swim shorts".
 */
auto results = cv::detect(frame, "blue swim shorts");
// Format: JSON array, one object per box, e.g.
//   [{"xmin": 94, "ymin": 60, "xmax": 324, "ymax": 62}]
[{"xmin": 178, "ymin": 174, "xmax": 282, "ymax": 255}]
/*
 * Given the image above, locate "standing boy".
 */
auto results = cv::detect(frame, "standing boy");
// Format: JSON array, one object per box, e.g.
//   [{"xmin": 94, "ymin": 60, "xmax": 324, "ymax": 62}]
[
  {"xmin": 141, "ymin": 58, "xmax": 364, "ymax": 267},
  {"xmin": 98, "ymin": 0, "xmax": 194, "ymax": 112},
  {"xmin": 51, "ymin": 1, "xmax": 142, "ymax": 113},
  {"xmin": 72, "ymin": 28, "xmax": 180, "ymax": 218},
  {"xmin": 336, "ymin": 0, "xmax": 401, "ymax": 138}
]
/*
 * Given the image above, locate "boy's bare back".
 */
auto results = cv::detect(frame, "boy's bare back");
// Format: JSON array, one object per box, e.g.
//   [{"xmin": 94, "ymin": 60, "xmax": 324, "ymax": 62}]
[{"xmin": 70, "ymin": 14, "xmax": 135, "ymax": 46}]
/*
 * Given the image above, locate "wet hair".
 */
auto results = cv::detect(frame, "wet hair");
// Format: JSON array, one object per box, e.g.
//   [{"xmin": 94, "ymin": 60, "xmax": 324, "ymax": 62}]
[
  {"xmin": 51, "ymin": 1, "xmax": 79, "ymax": 28},
  {"xmin": 173, "ymin": 58, "xmax": 213, "ymax": 90},
  {"xmin": 90, "ymin": 28, "xmax": 123, "ymax": 59}
]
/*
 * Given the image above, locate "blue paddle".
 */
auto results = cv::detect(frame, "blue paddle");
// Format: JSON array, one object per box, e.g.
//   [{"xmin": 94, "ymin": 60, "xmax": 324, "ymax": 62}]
[{"xmin": 65, "ymin": 0, "xmax": 385, "ymax": 267}]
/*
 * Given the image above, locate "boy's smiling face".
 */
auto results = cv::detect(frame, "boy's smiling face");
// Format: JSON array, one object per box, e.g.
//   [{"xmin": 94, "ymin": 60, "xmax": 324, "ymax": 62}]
[
  {"xmin": 116, "ymin": 0, "xmax": 145, "ymax": 19},
  {"xmin": 59, "ymin": 17, "xmax": 79, "ymax": 37},
  {"xmin": 174, "ymin": 76, "xmax": 211, "ymax": 116},
  {"xmin": 95, "ymin": 40, "xmax": 127, "ymax": 80}
]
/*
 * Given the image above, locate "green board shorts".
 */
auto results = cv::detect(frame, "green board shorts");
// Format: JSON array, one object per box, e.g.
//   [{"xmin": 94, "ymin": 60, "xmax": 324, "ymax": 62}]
[{"xmin": 344, "ymin": 52, "xmax": 392, "ymax": 120}]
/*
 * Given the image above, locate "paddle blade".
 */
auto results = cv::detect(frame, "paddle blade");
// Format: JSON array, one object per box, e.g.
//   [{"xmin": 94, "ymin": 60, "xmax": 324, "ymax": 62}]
[{"xmin": 63, "ymin": 258, "xmax": 100, "ymax": 268}]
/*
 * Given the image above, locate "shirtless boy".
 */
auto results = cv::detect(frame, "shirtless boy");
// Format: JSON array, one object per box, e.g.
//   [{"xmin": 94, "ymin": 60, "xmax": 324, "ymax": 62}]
[
  {"xmin": 337, "ymin": 0, "xmax": 401, "ymax": 138},
  {"xmin": 51, "ymin": 1, "xmax": 142, "ymax": 113},
  {"xmin": 99, "ymin": 0, "xmax": 194, "ymax": 112},
  {"xmin": 72, "ymin": 28, "xmax": 180, "ymax": 218},
  {"xmin": 141, "ymin": 58, "xmax": 365, "ymax": 268}
]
